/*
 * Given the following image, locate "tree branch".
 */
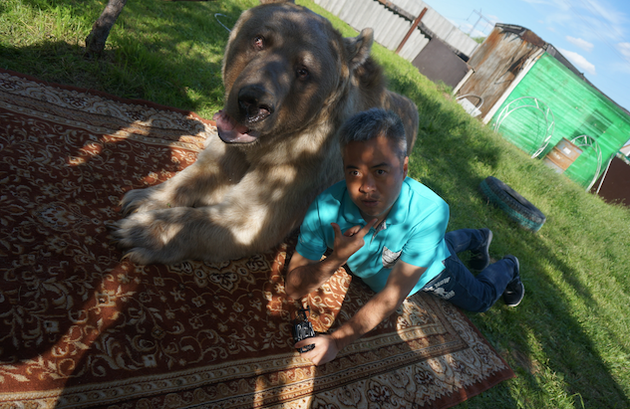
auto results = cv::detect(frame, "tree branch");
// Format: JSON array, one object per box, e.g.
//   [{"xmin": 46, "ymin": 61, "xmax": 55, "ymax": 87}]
[{"xmin": 85, "ymin": 0, "xmax": 128, "ymax": 57}]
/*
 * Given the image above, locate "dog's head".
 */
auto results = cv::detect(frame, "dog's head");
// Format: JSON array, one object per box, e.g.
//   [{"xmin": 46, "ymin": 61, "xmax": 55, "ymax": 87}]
[{"xmin": 214, "ymin": 2, "xmax": 373, "ymax": 145}]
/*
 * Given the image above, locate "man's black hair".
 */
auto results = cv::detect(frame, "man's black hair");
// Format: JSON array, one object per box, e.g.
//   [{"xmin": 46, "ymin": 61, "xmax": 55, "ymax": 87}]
[{"xmin": 338, "ymin": 108, "xmax": 407, "ymax": 161}]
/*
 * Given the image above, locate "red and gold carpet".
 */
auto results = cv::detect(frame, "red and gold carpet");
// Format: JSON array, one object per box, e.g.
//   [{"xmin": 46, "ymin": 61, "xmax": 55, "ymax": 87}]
[{"xmin": 0, "ymin": 69, "xmax": 514, "ymax": 408}]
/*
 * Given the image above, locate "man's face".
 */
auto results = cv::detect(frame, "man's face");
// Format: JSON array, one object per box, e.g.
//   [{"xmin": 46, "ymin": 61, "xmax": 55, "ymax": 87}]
[{"xmin": 343, "ymin": 134, "xmax": 409, "ymax": 224}]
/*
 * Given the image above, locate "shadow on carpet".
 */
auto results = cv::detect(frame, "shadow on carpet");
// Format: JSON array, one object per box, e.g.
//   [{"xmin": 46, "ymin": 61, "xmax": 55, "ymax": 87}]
[{"xmin": 0, "ymin": 69, "xmax": 514, "ymax": 408}]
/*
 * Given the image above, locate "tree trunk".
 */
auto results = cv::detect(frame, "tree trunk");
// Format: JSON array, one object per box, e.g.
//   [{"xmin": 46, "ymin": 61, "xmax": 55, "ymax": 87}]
[{"xmin": 85, "ymin": 0, "xmax": 128, "ymax": 57}]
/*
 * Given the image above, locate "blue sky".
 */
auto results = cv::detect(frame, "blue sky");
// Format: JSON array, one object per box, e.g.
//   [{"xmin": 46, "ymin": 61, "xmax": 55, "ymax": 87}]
[{"xmin": 426, "ymin": 0, "xmax": 630, "ymax": 114}]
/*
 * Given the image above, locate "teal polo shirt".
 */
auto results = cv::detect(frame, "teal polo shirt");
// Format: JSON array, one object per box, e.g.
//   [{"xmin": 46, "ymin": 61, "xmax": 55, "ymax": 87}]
[{"xmin": 295, "ymin": 177, "xmax": 450, "ymax": 296}]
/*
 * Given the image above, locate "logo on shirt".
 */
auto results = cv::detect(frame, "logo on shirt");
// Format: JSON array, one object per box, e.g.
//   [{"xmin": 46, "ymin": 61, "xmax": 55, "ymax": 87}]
[{"xmin": 382, "ymin": 246, "xmax": 402, "ymax": 269}]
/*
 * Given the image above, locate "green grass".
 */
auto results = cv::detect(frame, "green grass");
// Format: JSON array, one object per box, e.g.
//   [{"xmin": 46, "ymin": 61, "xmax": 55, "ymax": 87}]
[{"xmin": 2, "ymin": 0, "xmax": 630, "ymax": 407}]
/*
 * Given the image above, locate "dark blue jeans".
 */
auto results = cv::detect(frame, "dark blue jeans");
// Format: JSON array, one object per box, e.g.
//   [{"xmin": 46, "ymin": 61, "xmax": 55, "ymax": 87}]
[{"xmin": 421, "ymin": 229, "xmax": 516, "ymax": 312}]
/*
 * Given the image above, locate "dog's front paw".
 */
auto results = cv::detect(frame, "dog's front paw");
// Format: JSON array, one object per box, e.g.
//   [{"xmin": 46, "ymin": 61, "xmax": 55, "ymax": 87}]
[
  {"xmin": 120, "ymin": 187, "xmax": 175, "ymax": 216},
  {"xmin": 112, "ymin": 210, "xmax": 186, "ymax": 264},
  {"xmin": 120, "ymin": 188, "xmax": 153, "ymax": 216}
]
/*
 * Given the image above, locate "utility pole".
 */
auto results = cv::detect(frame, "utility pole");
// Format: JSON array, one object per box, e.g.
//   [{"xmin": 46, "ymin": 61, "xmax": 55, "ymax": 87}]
[{"xmin": 466, "ymin": 9, "xmax": 492, "ymax": 37}]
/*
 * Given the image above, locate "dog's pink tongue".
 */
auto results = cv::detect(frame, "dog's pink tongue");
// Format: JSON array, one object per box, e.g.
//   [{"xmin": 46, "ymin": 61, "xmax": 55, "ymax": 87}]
[
  {"xmin": 213, "ymin": 110, "xmax": 249, "ymax": 134},
  {"xmin": 213, "ymin": 110, "xmax": 259, "ymax": 143}
]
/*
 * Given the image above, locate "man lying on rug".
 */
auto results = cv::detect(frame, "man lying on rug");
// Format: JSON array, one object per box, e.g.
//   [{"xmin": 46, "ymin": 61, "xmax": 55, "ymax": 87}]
[{"xmin": 284, "ymin": 108, "xmax": 525, "ymax": 366}]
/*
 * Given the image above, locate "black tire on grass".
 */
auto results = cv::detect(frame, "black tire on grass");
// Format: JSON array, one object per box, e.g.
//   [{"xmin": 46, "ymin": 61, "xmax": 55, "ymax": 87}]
[{"xmin": 479, "ymin": 176, "xmax": 546, "ymax": 232}]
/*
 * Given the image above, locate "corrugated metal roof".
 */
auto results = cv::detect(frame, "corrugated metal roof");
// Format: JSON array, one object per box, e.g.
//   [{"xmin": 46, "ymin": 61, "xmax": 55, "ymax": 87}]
[{"xmin": 312, "ymin": 0, "xmax": 478, "ymax": 60}]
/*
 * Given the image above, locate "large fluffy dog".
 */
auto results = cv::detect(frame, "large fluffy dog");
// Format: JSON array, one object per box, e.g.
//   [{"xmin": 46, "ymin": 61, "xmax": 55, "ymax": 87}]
[{"xmin": 114, "ymin": 0, "xmax": 418, "ymax": 264}]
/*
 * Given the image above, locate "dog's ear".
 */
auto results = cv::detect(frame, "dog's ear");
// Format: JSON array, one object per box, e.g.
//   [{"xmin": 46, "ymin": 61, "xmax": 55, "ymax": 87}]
[
  {"xmin": 259, "ymin": 0, "xmax": 295, "ymax": 4},
  {"xmin": 344, "ymin": 28, "xmax": 374, "ymax": 70}
]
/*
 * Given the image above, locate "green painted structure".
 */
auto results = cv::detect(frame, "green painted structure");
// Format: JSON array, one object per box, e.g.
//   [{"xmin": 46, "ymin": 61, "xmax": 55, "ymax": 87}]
[{"xmin": 456, "ymin": 24, "xmax": 630, "ymax": 190}]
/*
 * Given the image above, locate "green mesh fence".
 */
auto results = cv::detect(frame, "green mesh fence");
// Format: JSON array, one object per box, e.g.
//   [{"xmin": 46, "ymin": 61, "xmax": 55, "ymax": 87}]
[{"xmin": 490, "ymin": 53, "xmax": 630, "ymax": 189}]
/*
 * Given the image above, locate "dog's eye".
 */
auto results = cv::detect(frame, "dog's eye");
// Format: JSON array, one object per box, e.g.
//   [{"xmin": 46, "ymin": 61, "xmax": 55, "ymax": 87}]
[
  {"xmin": 296, "ymin": 66, "xmax": 309, "ymax": 79},
  {"xmin": 253, "ymin": 35, "xmax": 265, "ymax": 50}
]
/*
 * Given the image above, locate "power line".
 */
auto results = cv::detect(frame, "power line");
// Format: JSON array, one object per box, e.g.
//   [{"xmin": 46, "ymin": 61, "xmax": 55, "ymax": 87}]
[
  {"xmin": 568, "ymin": 0, "xmax": 629, "ymax": 63},
  {"xmin": 464, "ymin": 9, "xmax": 494, "ymax": 37},
  {"xmin": 577, "ymin": 0, "xmax": 626, "ymax": 41}
]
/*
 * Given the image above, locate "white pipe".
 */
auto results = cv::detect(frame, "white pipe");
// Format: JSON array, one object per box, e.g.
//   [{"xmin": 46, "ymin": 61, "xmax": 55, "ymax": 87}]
[{"xmin": 453, "ymin": 68, "xmax": 474, "ymax": 96}]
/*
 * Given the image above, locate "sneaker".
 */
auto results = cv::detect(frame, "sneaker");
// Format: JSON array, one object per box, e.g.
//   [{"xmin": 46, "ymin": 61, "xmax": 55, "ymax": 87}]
[
  {"xmin": 469, "ymin": 228, "xmax": 493, "ymax": 271},
  {"xmin": 502, "ymin": 255, "xmax": 524, "ymax": 307}
]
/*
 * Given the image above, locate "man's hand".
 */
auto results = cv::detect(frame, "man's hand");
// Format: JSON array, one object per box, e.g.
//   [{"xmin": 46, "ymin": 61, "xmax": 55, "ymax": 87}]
[
  {"xmin": 295, "ymin": 334, "xmax": 340, "ymax": 366},
  {"xmin": 329, "ymin": 218, "xmax": 377, "ymax": 263},
  {"xmin": 294, "ymin": 260, "xmax": 428, "ymax": 366},
  {"xmin": 285, "ymin": 219, "xmax": 377, "ymax": 300}
]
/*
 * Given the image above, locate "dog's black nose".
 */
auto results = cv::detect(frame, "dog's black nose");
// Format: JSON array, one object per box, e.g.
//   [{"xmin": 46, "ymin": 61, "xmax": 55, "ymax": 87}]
[{"xmin": 238, "ymin": 85, "xmax": 274, "ymax": 124}]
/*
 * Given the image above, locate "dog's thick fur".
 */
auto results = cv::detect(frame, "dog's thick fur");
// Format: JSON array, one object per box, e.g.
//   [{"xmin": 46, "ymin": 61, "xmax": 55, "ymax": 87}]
[{"xmin": 113, "ymin": 1, "xmax": 419, "ymax": 264}]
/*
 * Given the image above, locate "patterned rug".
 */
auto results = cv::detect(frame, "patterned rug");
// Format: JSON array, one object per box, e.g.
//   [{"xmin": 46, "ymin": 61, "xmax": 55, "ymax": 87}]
[{"xmin": 0, "ymin": 69, "xmax": 514, "ymax": 408}]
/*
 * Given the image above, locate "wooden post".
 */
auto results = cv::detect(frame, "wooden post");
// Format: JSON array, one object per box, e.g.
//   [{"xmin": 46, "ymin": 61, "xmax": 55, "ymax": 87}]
[{"xmin": 396, "ymin": 7, "xmax": 428, "ymax": 54}]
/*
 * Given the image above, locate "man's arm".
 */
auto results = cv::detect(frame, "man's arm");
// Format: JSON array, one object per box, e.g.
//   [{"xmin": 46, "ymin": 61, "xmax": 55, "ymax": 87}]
[
  {"xmin": 285, "ymin": 219, "xmax": 377, "ymax": 299},
  {"xmin": 284, "ymin": 251, "xmax": 343, "ymax": 299},
  {"xmin": 295, "ymin": 260, "xmax": 426, "ymax": 365}
]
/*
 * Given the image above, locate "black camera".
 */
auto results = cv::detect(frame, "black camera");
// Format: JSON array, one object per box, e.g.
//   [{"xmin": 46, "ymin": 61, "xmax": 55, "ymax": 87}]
[{"xmin": 292, "ymin": 306, "xmax": 316, "ymax": 353}]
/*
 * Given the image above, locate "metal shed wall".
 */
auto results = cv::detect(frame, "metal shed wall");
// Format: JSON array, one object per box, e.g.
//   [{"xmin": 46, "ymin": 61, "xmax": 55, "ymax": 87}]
[
  {"xmin": 456, "ymin": 25, "xmax": 545, "ymax": 119},
  {"xmin": 411, "ymin": 38, "xmax": 470, "ymax": 88},
  {"xmin": 490, "ymin": 53, "xmax": 630, "ymax": 189},
  {"xmin": 590, "ymin": 154, "xmax": 630, "ymax": 207},
  {"xmin": 312, "ymin": 0, "xmax": 478, "ymax": 61}
]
